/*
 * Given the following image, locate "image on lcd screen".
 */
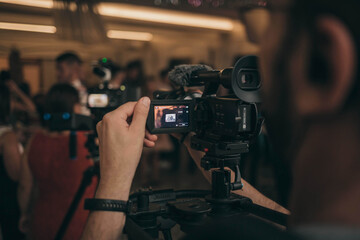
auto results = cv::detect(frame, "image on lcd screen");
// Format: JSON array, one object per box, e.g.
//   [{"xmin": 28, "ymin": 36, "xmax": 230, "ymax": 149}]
[
  {"xmin": 154, "ymin": 105, "xmax": 189, "ymax": 129},
  {"xmin": 88, "ymin": 94, "xmax": 109, "ymax": 108}
]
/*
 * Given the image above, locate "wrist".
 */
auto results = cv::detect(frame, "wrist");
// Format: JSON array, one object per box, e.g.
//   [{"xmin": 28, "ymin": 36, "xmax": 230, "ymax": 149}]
[
  {"xmin": 183, "ymin": 132, "xmax": 195, "ymax": 148},
  {"xmin": 96, "ymin": 180, "xmax": 131, "ymax": 201}
]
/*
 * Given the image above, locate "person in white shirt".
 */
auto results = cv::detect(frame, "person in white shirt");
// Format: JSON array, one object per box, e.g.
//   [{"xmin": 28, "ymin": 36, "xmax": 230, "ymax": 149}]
[{"xmin": 55, "ymin": 52, "xmax": 90, "ymax": 116}]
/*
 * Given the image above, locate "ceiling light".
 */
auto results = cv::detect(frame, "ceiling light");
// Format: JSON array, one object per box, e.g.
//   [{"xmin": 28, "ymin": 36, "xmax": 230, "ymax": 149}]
[
  {"xmin": 0, "ymin": 0, "xmax": 234, "ymax": 31},
  {"xmin": 0, "ymin": 0, "xmax": 53, "ymax": 8},
  {"xmin": 0, "ymin": 21, "xmax": 152, "ymax": 41},
  {"xmin": 99, "ymin": 3, "xmax": 234, "ymax": 31},
  {"xmin": 107, "ymin": 30, "xmax": 153, "ymax": 41},
  {"xmin": 0, "ymin": 22, "xmax": 56, "ymax": 33}
]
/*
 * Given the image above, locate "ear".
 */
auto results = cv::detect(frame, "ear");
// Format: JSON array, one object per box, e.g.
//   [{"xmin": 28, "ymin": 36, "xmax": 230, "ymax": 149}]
[{"xmin": 292, "ymin": 16, "xmax": 356, "ymax": 116}]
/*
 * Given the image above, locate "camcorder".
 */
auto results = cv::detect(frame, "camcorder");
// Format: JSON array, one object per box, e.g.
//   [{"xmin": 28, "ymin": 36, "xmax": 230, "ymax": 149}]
[
  {"xmin": 147, "ymin": 55, "xmax": 262, "ymax": 149},
  {"xmin": 88, "ymin": 58, "xmax": 126, "ymax": 123}
]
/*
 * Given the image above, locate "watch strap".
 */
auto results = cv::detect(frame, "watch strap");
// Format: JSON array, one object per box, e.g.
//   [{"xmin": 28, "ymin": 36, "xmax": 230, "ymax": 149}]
[{"xmin": 84, "ymin": 198, "xmax": 130, "ymax": 213}]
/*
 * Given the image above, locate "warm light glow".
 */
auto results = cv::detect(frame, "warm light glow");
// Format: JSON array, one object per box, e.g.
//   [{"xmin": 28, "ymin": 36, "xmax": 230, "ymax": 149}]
[
  {"xmin": 0, "ymin": 0, "xmax": 235, "ymax": 31},
  {"xmin": 0, "ymin": 0, "xmax": 53, "ymax": 8},
  {"xmin": 0, "ymin": 21, "xmax": 152, "ymax": 41},
  {"xmin": 107, "ymin": 30, "xmax": 153, "ymax": 41},
  {"xmin": 99, "ymin": 3, "xmax": 234, "ymax": 31},
  {"xmin": 0, "ymin": 22, "xmax": 56, "ymax": 33}
]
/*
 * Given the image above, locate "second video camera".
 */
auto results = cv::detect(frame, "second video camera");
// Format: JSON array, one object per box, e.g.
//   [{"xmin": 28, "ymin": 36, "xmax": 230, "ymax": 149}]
[{"xmin": 89, "ymin": 58, "xmax": 126, "ymax": 122}]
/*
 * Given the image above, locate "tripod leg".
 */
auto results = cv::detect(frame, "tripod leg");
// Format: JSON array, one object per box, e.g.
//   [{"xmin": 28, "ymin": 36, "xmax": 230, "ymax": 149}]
[{"xmin": 54, "ymin": 166, "xmax": 98, "ymax": 240}]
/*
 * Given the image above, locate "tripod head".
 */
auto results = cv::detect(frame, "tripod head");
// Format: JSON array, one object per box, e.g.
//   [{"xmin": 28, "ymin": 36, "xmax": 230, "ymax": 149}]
[{"xmin": 191, "ymin": 135, "xmax": 248, "ymax": 196}]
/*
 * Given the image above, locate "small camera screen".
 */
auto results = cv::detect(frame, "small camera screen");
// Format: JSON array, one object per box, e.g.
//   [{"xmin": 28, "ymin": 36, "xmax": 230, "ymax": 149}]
[
  {"xmin": 88, "ymin": 94, "xmax": 109, "ymax": 108},
  {"xmin": 154, "ymin": 105, "xmax": 189, "ymax": 129}
]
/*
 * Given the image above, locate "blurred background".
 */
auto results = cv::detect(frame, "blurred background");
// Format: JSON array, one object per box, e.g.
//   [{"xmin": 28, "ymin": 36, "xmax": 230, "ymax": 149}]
[{"xmin": 0, "ymin": 0, "xmax": 259, "ymax": 94}]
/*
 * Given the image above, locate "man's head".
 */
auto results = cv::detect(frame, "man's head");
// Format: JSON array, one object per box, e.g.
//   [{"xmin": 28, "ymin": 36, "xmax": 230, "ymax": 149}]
[
  {"xmin": 56, "ymin": 52, "xmax": 83, "ymax": 83},
  {"xmin": 111, "ymin": 65, "xmax": 126, "ymax": 86},
  {"xmin": 126, "ymin": 60, "xmax": 143, "ymax": 81},
  {"xmin": 242, "ymin": 0, "xmax": 359, "ymax": 161},
  {"xmin": 44, "ymin": 83, "xmax": 80, "ymax": 115}
]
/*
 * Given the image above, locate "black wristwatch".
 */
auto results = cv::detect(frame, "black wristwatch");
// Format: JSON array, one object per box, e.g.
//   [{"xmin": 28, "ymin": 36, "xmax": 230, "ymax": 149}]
[{"xmin": 84, "ymin": 198, "xmax": 131, "ymax": 214}]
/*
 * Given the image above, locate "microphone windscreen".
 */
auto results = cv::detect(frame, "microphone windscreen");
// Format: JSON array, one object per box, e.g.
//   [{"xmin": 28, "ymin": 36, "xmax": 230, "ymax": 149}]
[{"xmin": 169, "ymin": 64, "xmax": 213, "ymax": 87}]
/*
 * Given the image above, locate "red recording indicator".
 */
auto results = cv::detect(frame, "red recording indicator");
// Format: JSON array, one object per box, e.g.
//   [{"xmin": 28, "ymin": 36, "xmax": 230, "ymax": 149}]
[{"xmin": 204, "ymin": 148, "xmax": 209, "ymax": 152}]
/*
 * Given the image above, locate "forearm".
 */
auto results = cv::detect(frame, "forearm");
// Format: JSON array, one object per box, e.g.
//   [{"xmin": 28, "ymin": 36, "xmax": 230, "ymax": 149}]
[
  {"xmin": 18, "ymin": 152, "xmax": 34, "ymax": 216},
  {"xmin": 81, "ymin": 182, "xmax": 130, "ymax": 240},
  {"xmin": 235, "ymin": 180, "xmax": 290, "ymax": 214},
  {"xmin": 13, "ymin": 90, "xmax": 36, "ymax": 113},
  {"xmin": 18, "ymin": 180, "xmax": 32, "ymax": 216},
  {"xmin": 182, "ymin": 133, "xmax": 289, "ymax": 214},
  {"xmin": 182, "ymin": 135, "xmax": 210, "ymax": 181},
  {"xmin": 82, "ymin": 98, "xmax": 155, "ymax": 239}
]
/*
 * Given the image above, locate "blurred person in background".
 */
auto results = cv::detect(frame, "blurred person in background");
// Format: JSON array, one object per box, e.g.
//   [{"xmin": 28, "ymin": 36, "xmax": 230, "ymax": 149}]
[
  {"xmin": 56, "ymin": 52, "xmax": 90, "ymax": 116},
  {"xmin": 0, "ymin": 70, "xmax": 36, "ymax": 150},
  {"xmin": 8, "ymin": 49, "xmax": 31, "ymax": 97},
  {"xmin": 32, "ymin": 93, "xmax": 47, "ymax": 127},
  {"xmin": 0, "ymin": 70, "xmax": 36, "ymax": 118},
  {"xmin": 159, "ymin": 68, "xmax": 174, "ymax": 90},
  {"xmin": 109, "ymin": 64, "xmax": 126, "ymax": 89},
  {"xmin": 124, "ymin": 60, "xmax": 145, "ymax": 101},
  {"xmin": 0, "ymin": 84, "xmax": 24, "ymax": 240},
  {"xmin": 18, "ymin": 83, "xmax": 98, "ymax": 240}
]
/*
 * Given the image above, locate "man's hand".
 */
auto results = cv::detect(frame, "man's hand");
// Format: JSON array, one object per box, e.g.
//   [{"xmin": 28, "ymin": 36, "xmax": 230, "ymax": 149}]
[
  {"xmin": 96, "ymin": 97, "xmax": 157, "ymax": 198},
  {"xmin": 81, "ymin": 97, "xmax": 158, "ymax": 240}
]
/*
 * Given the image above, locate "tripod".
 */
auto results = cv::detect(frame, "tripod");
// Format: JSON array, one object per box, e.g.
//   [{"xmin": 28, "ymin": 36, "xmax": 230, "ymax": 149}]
[
  {"xmin": 124, "ymin": 135, "xmax": 288, "ymax": 239},
  {"xmin": 54, "ymin": 133, "xmax": 100, "ymax": 240}
]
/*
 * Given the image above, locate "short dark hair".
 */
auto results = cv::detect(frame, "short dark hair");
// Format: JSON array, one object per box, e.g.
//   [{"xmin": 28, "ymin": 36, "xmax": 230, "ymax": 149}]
[
  {"xmin": 44, "ymin": 83, "xmax": 79, "ymax": 114},
  {"xmin": 0, "ymin": 84, "xmax": 11, "ymax": 124},
  {"xmin": 56, "ymin": 52, "xmax": 83, "ymax": 65},
  {"xmin": 111, "ymin": 64, "xmax": 125, "ymax": 78},
  {"xmin": 126, "ymin": 60, "xmax": 143, "ymax": 70}
]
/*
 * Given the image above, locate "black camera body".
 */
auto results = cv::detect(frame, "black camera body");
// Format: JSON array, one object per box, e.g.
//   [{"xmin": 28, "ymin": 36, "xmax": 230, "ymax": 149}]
[
  {"xmin": 88, "ymin": 87, "xmax": 125, "ymax": 116},
  {"xmin": 147, "ymin": 97, "xmax": 256, "ymax": 139},
  {"xmin": 196, "ymin": 97, "xmax": 257, "ymax": 139},
  {"xmin": 89, "ymin": 58, "xmax": 126, "ymax": 122}
]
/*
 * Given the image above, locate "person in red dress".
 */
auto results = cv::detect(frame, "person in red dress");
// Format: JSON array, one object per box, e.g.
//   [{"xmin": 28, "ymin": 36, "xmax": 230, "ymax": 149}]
[{"xmin": 18, "ymin": 83, "xmax": 98, "ymax": 240}]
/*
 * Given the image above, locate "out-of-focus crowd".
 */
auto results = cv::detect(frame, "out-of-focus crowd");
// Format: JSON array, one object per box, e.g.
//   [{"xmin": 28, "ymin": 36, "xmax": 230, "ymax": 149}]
[{"xmin": 0, "ymin": 49, "xmax": 189, "ymax": 240}]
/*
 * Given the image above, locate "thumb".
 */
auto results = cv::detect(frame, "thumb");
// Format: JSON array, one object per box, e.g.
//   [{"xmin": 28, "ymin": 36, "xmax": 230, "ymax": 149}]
[{"xmin": 130, "ymin": 97, "xmax": 151, "ymax": 133}]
